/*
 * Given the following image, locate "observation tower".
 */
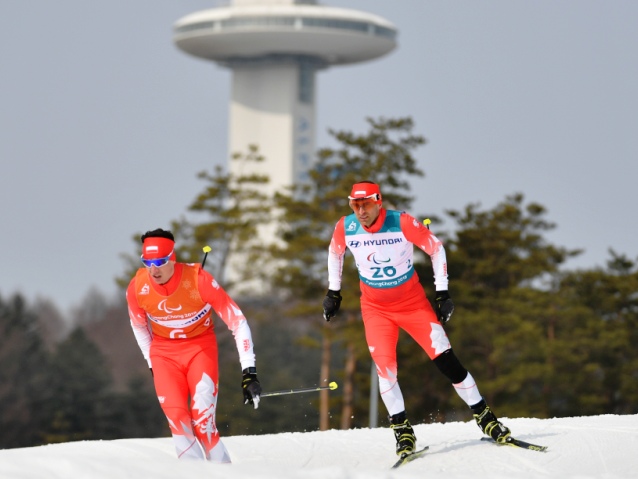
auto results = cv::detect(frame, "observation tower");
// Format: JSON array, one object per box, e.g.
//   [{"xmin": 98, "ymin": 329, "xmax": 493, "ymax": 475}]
[{"xmin": 173, "ymin": 0, "xmax": 397, "ymax": 195}]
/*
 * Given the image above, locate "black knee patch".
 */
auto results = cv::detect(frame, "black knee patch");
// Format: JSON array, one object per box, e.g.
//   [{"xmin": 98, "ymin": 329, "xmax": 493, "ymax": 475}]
[{"xmin": 433, "ymin": 349, "xmax": 468, "ymax": 384}]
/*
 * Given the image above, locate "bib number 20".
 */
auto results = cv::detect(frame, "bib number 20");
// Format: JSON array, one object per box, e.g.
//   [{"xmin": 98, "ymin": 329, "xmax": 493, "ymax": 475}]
[{"xmin": 371, "ymin": 266, "xmax": 397, "ymax": 278}]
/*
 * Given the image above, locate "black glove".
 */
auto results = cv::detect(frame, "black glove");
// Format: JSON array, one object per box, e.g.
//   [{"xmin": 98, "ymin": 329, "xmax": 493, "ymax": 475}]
[
  {"xmin": 242, "ymin": 367, "xmax": 261, "ymax": 409},
  {"xmin": 322, "ymin": 289, "xmax": 342, "ymax": 322},
  {"xmin": 435, "ymin": 290, "xmax": 455, "ymax": 324}
]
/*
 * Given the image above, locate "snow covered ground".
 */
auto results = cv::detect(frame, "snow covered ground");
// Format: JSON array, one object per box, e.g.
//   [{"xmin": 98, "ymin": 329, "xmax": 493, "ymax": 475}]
[{"xmin": 0, "ymin": 414, "xmax": 636, "ymax": 478}]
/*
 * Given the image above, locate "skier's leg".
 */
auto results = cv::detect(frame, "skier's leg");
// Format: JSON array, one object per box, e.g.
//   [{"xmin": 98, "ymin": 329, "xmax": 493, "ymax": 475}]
[
  {"xmin": 433, "ymin": 349, "xmax": 511, "ymax": 441},
  {"xmin": 432, "ymin": 349, "xmax": 482, "ymax": 406},
  {"xmin": 397, "ymin": 303, "xmax": 481, "ymax": 404},
  {"xmin": 150, "ymin": 345, "xmax": 204, "ymax": 460},
  {"xmin": 401, "ymin": 305, "xmax": 511, "ymax": 442},
  {"xmin": 186, "ymin": 335, "xmax": 231, "ymax": 463},
  {"xmin": 361, "ymin": 307, "xmax": 416, "ymax": 455},
  {"xmin": 361, "ymin": 307, "xmax": 404, "ymax": 415}
]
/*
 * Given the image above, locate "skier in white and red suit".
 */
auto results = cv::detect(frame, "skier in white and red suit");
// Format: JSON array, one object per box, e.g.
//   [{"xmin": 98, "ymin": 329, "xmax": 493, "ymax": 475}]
[
  {"xmin": 322, "ymin": 181, "xmax": 511, "ymax": 456},
  {"xmin": 126, "ymin": 228, "xmax": 261, "ymax": 463}
]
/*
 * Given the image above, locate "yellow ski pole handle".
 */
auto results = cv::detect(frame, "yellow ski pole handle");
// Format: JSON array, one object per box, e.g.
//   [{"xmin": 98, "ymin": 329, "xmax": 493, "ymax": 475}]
[
  {"xmin": 261, "ymin": 382, "xmax": 338, "ymax": 398},
  {"xmin": 202, "ymin": 245, "xmax": 212, "ymax": 267},
  {"xmin": 423, "ymin": 218, "xmax": 431, "ymax": 229}
]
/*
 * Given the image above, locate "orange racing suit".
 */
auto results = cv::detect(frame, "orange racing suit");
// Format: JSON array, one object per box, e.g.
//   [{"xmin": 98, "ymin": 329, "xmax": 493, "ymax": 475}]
[{"xmin": 126, "ymin": 263, "xmax": 255, "ymax": 462}]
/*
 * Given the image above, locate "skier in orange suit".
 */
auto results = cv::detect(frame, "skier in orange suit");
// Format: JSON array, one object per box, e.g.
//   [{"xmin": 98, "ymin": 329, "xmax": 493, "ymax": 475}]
[{"xmin": 126, "ymin": 228, "xmax": 261, "ymax": 462}]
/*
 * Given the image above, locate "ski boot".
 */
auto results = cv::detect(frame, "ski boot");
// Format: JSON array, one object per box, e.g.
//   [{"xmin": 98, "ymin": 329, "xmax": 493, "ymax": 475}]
[
  {"xmin": 471, "ymin": 399, "xmax": 511, "ymax": 443},
  {"xmin": 390, "ymin": 411, "xmax": 416, "ymax": 456}
]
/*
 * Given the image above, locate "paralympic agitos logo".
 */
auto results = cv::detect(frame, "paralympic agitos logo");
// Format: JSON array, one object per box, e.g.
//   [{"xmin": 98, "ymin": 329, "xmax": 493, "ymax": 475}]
[
  {"xmin": 367, "ymin": 252, "xmax": 391, "ymax": 265},
  {"xmin": 158, "ymin": 299, "xmax": 183, "ymax": 314}
]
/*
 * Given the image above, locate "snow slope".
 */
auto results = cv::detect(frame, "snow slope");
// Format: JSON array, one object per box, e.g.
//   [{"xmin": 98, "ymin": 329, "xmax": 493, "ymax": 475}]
[{"xmin": 0, "ymin": 414, "xmax": 636, "ymax": 479}]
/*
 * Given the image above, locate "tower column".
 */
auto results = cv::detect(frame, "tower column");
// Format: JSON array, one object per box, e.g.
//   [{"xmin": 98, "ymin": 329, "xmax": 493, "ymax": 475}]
[{"xmin": 228, "ymin": 57, "xmax": 319, "ymax": 192}]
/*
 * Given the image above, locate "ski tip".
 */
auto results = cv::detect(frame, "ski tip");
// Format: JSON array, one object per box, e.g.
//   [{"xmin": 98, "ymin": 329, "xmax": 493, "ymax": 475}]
[
  {"xmin": 524, "ymin": 443, "xmax": 548, "ymax": 452},
  {"xmin": 390, "ymin": 446, "xmax": 429, "ymax": 469},
  {"xmin": 481, "ymin": 436, "xmax": 548, "ymax": 452},
  {"xmin": 505, "ymin": 437, "xmax": 548, "ymax": 452},
  {"xmin": 329, "ymin": 381, "xmax": 338, "ymax": 390}
]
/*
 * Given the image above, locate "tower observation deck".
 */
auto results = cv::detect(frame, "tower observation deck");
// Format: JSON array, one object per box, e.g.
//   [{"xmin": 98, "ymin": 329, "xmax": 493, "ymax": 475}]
[{"xmin": 173, "ymin": 0, "xmax": 397, "ymax": 194}]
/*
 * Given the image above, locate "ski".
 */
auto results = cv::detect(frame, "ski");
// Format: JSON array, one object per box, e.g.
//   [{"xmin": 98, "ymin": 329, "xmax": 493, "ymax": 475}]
[
  {"xmin": 390, "ymin": 446, "xmax": 429, "ymax": 469},
  {"xmin": 481, "ymin": 436, "xmax": 548, "ymax": 452}
]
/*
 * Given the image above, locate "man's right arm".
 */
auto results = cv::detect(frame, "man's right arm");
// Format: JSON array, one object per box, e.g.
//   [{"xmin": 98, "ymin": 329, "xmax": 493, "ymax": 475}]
[
  {"xmin": 327, "ymin": 217, "xmax": 347, "ymax": 290},
  {"xmin": 126, "ymin": 279, "xmax": 153, "ymax": 368},
  {"xmin": 324, "ymin": 218, "xmax": 346, "ymax": 321}
]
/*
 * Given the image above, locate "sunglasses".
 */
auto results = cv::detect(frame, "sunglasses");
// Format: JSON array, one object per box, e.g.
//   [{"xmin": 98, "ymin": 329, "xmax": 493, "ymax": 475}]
[
  {"xmin": 349, "ymin": 195, "xmax": 379, "ymax": 209},
  {"xmin": 140, "ymin": 250, "xmax": 173, "ymax": 268},
  {"xmin": 348, "ymin": 193, "xmax": 380, "ymax": 201}
]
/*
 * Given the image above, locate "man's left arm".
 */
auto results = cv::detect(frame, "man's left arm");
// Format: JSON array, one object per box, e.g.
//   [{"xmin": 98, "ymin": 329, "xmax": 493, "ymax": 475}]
[
  {"xmin": 197, "ymin": 269, "xmax": 256, "ymax": 370},
  {"xmin": 198, "ymin": 269, "xmax": 262, "ymax": 407},
  {"xmin": 401, "ymin": 214, "xmax": 454, "ymax": 323},
  {"xmin": 400, "ymin": 213, "xmax": 448, "ymax": 290}
]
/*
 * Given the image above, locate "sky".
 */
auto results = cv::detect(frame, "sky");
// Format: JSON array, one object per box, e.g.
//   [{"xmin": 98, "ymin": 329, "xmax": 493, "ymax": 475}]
[
  {"xmin": 0, "ymin": 413, "xmax": 636, "ymax": 478},
  {"xmin": 1, "ymin": 1, "xmax": 637, "ymax": 315}
]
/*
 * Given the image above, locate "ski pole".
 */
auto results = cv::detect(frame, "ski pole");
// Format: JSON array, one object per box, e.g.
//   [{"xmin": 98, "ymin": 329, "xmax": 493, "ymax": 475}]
[
  {"xmin": 202, "ymin": 245, "xmax": 211, "ymax": 268},
  {"xmin": 261, "ymin": 381, "xmax": 338, "ymax": 398}
]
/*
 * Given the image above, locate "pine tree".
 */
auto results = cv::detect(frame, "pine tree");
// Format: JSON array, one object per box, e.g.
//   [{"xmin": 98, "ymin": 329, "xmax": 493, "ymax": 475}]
[
  {"xmin": 0, "ymin": 294, "xmax": 52, "ymax": 448},
  {"xmin": 171, "ymin": 145, "xmax": 272, "ymax": 288},
  {"xmin": 427, "ymin": 194, "xmax": 582, "ymax": 418},
  {"xmin": 555, "ymin": 251, "xmax": 638, "ymax": 415},
  {"xmin": 116, "ymin": 145, "xmax": 272, "ymax": 290},
  {"xmin": 43, "ymin": 327, "xmax": 117, "ymax": 443}
]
